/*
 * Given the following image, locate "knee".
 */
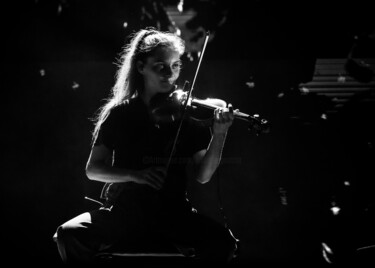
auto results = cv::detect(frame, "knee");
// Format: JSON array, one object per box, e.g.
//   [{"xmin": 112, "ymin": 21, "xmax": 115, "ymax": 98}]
[
  {"xmin": 53, "ymin": 224, "xmax": 93, "ymax": 263},
  {"xmin": 201, "ymin": 230, "xmax": 239, "ymax": 262},
  {"xmin": 54, "ymin": 223, "xmax": 88, "ymax": 252},
  {"xmin": 53, "ymin": 225, "xmax": 69, "ymax": 262},
  {"xmin": 54, "ymin": 225, "xmax": 71, "ymax": 245},
  {"xmin": 222, "ymin": 231, "xmax": 239, "ymax": 261}
]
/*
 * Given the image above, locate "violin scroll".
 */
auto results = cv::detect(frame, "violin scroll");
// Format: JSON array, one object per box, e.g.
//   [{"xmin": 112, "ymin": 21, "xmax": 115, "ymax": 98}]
[{"xmin": 247, "ymin": 114, "xmax": 270, "ymax": 135}]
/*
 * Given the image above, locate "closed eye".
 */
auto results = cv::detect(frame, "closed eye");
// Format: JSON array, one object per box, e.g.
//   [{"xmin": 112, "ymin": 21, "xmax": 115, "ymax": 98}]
[{"xmin": 153, "ymin": 61, "xmax": 182, "ymax": 72}]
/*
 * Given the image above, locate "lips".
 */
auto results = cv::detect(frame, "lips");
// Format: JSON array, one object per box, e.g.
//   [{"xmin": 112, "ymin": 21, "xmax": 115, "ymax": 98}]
[
  {"xmin": 161, "ymin": 76, "xmax": 170, "ymax": 81},
  {"xmin": 160, "ymin": 78, "xmax": 174, "ymax": 85}
]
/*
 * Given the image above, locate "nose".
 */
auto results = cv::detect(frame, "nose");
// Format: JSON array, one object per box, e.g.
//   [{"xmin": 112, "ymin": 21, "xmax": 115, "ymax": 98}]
[{"xmin": 162, "ymin": 65, "xmax": 173, "ymax": 77}]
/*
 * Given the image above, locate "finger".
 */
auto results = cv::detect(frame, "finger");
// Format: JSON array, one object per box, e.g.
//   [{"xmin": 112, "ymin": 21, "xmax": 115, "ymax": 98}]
[
  {"xmin": 221, "ymin": 110, "xmax": 230, "ymax": 122},
  {"xmin": 146, "ymin": 175, "xmax": 163, "ymax": 190},
  {"xmin": 227, "ymin": 103, "xmax": 235, "ymax": 120},
  {"xmin": 228, "ymin": 103, "xmax": 233, "ymax": 114},
  {"xmin": 143, "ymin": 174, "xmax": 162, "ymax": 190},
  {"xmin": 214, "ymin": 108, "xmax": 221, "ymax": 122},
  {"xmin": 148, "ymin": 170, "xmax": 166, "ymax": 185},
  {"xmin": 153, "ymin": 166, "xmax": 167, "ymax": 176},
  {"xmin": 218, "ymin": 109, "xmax": 226, "ymax": 123},
  {"xmin": 221, "ymin": 110, "xmax": 234, "ymax": 122}
]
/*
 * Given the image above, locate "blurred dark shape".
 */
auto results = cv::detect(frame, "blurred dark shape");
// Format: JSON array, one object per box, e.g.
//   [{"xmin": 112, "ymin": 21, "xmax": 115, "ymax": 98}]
[
  {"xmin": 278, "ymin": 87, "xmax": 334, "ymax": 126},
  {"xmin": 345, "ymin": 32, "xmax": 375, "ymax": 83},
  {"xmin": 139, "ymin": 0, "xmax": 174, "ymax": 31},
  {"xmin": 345, "ymin": 58, "xmax": 374, "ymax": 83},
  {"xmin": 184, "ymin": 0, "xmax": 228, "ymax": 32}
]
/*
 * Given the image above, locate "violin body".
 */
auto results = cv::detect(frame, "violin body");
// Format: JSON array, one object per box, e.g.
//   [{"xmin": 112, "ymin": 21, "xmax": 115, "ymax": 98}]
[
  {"xmin": 150, "ymin": 88, "xmax": 270, "ymax": 135},
  {"xmin": 149, "ymin": 90, "xmax": 184, "ymax": 123},
  {"xmin": 149, "ymin": 31, "xmax": 269, "ymax": 135}
]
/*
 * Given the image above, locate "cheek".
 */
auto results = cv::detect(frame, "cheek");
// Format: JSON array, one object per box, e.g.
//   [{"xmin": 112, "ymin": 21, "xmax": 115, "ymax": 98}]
[
  {"xmin": 144, "ymin": 70, "xmax": 159, "ymax": 81},
  {"xmin": 171, "ymin": 70, "xmax": 180, "ymax": 79}
]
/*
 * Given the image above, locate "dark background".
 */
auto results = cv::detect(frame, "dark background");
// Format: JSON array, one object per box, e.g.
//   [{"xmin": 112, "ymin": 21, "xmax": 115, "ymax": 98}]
[{"xmin": 3, "ymin": 0, "xmax": 375, "ymax": 265}]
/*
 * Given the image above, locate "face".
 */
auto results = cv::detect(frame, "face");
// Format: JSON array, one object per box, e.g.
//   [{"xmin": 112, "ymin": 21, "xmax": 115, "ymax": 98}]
[{"xmin": 137, "ymin": 46, "xmax": 182, "ymax": 99}]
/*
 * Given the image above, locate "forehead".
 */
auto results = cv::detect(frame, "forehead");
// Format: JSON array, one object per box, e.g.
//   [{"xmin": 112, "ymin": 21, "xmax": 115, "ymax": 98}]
[{"xmin": 148, "ymin": 46, "xmax": 181, "ymax": 62}]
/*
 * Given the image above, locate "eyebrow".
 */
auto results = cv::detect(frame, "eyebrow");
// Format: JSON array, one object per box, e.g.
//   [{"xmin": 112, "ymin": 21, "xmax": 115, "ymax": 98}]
[{"xmin": 153, "ymin": 59, "xmax": 182, "ymax": 64}]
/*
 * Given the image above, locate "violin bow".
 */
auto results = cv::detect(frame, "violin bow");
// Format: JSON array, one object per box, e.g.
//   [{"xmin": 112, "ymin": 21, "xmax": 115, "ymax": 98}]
[{"xmin": 166, "ymin": 31, "xmax": 210, "ymax": 171}]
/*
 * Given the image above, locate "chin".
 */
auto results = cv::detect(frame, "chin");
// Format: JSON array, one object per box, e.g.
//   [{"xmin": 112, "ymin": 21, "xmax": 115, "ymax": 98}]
[{"xmin": 160, "ymin": 83, "xmax": 175, "ymax": 93}]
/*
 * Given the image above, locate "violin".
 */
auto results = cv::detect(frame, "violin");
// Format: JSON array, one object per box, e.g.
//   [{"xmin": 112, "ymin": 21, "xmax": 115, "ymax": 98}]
[
  {"xmin": 150, "ymin": 86, "xmax": 270, "ymax": 135},
  {"xmin": 157, "ymin": 31, "xmax": 269, "ymax": 170}
]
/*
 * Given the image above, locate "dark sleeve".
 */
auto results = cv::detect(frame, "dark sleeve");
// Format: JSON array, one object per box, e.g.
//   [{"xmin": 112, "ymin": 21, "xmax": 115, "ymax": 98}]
[
  {"xmin": 185, "ymin": 122, "xmax": 212, "ymax": 156},
  {"xmin": 93, "ymin": 108, "xmax": 120, "ymax": 150}
]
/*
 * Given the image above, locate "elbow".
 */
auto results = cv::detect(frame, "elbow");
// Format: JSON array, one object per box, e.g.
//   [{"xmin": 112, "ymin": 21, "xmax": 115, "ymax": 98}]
[
  {"xmin": 195, "ymin": 163, "xmax": 219, "ymax": 184},
  {"xmin": 86, "ymin": 160, "xmax": 108, "ymax": 182},
  {"xmin": 196, "ymin": 178, "xmax": 210, "ymax": 184},
  {"xmin": 85, "ymin": 163, "xmax": 97, "ymax": 181},
  {"xmin": 195, "ymin": 173, "xmax": 212, "ymax": 184},
  {"xmin": 192, "ymin": 165, "xmax": 210, "ymax": 184}
]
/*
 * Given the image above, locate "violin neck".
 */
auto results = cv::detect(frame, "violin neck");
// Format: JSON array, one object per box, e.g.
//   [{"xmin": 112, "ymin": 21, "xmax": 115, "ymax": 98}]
[
  {"xmin": 190, "ymin": 98, "xmax": 250, "ymax": 122},
  {"xmin": 234, "ymin": 110, "xmax": 251, "ymax": 122},
  {"xmin": 190, "ymin": 98, "xmax": 226, "ymax": 109}
]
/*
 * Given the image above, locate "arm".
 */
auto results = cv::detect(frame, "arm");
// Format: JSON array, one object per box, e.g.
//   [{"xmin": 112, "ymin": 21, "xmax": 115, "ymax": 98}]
[
  {"xmin": 86, "ymin": 144, "xmax": 136, "ymax": 183},
  {"xmin": 85, "ymin": 144, "xmax": 166, "ymax": 190},
  {"xmin": 193, "ymin": 104, "xmax": 235, "ymax": 184}
]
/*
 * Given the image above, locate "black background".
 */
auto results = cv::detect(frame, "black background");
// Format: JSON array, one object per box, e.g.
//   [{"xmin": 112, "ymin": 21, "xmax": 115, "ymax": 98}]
[{"xmin": 3, "ymin": 0, "xmax": 374, "ymax": 265}]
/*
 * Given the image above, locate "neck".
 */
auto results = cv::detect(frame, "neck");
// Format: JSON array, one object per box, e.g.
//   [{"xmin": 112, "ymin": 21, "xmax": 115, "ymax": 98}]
[
  {"xmin": 141, "ymin": 86, "xmax": 176, "ymax": 107},
  {"xmin": 140, "ymin": 91, "xmax": 154, "ymax": 107}
]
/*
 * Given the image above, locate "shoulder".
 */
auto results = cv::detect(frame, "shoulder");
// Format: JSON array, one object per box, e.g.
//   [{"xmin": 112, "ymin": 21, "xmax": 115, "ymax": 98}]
[
  {"xmin": 108, "ymin": 98, "xmax": 136, "ymax": 117},
  {"xmin": 105, "ymin": 97, "xmax": 147, "ymax": 125},
  {"xmin": 112, "ymin": 99, "xmax": 130, "ymax": 112}
]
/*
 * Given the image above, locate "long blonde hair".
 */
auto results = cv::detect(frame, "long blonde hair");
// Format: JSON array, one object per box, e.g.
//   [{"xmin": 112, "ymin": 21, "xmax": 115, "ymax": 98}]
[{"xmin": 91, "ymin": 28, "xmax": 185, "ymax": 144}]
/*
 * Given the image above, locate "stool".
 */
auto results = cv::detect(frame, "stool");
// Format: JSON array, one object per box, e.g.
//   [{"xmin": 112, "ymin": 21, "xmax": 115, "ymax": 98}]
[
  {"xmin": 95, "ymin": 240, "xmax": 196, "ymax": 267},
  {"xmin": 95, "ymin": 250, "xmax": 197, "ymax": 267},
  {"xmin": 96, "ymin": 251, "xmax": 192, "ymax": 267}
]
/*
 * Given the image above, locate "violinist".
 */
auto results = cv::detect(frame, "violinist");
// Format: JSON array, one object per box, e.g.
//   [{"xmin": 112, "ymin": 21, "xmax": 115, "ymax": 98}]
[{"xmin": 53, "ymin": 27, "xmax": 238, "ymax": 264}]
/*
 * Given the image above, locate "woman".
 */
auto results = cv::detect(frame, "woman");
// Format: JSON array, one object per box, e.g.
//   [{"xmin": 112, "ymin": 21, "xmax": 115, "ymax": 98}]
[{"xmin": 53, "ymin": 27, "xmax": 238, "ymax": 264}]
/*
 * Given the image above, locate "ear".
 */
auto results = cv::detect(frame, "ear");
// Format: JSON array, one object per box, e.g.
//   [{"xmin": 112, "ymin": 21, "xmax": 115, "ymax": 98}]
[{"xmin": 136, "ymin": 60, "xmax": 144, "ymax": 74}]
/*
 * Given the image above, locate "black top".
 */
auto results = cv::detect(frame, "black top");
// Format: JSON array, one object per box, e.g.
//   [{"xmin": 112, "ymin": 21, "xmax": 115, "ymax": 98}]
[{"xmin": 94, "ymin": 96, "xmax": 211, "ymax": 210}]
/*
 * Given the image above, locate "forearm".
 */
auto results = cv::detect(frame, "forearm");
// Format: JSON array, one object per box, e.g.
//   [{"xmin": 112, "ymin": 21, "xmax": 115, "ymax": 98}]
[
  {"xmin": 195, "ymin": 132, "xmax": 227, "ymax": 184},
  {"xmin": 86, "ymin": 161, "xmax": 137, "ymax": 183}
]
